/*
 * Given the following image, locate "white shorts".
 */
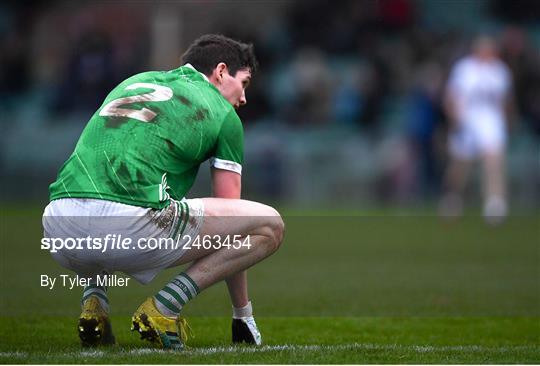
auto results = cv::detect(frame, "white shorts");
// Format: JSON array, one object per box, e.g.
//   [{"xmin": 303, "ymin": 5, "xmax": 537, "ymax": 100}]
[
  {"xmin": 449, "ymin": 119, "xmax": 506, "ymax": 160},
  {"xmin": 42, "ymin": 198, "xmax": 204, "ymax": 284}
]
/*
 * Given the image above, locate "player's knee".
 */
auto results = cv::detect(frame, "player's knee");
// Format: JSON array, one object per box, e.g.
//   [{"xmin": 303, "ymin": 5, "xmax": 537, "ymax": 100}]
[{"xmin": 264, "ymin": 207, "xmax": 284, "ymax": 253}]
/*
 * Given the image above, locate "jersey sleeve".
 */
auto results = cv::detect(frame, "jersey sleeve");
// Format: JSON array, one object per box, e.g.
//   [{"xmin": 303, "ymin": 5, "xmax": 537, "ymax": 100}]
[{"xmin": 210, "ymin": 109, "xmax": 244, "ymax": 175}]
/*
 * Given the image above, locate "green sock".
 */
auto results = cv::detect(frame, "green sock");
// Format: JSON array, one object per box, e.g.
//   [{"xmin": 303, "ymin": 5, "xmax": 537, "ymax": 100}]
[
  {"xmin": 154, "ymin": 272, "xmax": 199, "ymax": 317},
  {"xmin": 81, "ymin": 282, "xmax": 109, "ymax": 312}
]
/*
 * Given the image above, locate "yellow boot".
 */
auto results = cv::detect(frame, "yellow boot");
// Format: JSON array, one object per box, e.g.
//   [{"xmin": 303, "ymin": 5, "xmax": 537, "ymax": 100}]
[
  {"xmin": 78, "ymin": 296, "xmax": 115, "ymax": 347},
  {"xmin": 131, "ymin": 297, "xmax": 191, "ymax": 350}
]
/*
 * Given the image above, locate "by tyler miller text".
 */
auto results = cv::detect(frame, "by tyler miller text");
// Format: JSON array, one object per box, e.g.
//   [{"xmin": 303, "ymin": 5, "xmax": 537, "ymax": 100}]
[{"xmin": 40, "ymin": 274, "xmax": 130, "ymax": 290}]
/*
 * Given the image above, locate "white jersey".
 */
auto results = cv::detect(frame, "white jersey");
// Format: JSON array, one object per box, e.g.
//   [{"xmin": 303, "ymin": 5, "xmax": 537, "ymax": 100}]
[
  {"xmin": 447, "ymin": 56, "xmax": 512, "ymax": 128},
  {"xmin": 446, "ymin": 56, "xmax": 512, "ymax": 158}
]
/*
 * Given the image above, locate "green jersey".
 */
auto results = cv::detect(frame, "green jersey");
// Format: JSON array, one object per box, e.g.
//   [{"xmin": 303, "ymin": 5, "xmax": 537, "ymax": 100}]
[{"xmin": 49, "ymin": 64, "xmax": 243, "ymax": 209}]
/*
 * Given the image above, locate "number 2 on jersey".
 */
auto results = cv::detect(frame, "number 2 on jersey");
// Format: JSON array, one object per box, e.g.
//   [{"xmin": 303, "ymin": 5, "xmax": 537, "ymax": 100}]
[{"xmin": 99, "ymin": 83, "xmax": 173, "ymax": 123}]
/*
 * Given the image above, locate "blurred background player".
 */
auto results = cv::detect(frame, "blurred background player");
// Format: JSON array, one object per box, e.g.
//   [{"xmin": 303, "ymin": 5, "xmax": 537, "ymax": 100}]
[{"xmin": 439, "ymin": 35, "xmax": 515, "ymax": 224}]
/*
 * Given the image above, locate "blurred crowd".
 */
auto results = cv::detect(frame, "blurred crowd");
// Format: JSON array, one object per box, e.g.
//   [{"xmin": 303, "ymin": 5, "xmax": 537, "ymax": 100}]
[{"xmin": 1, "ymin": 0, "xmax": 539, "ymax": 206}]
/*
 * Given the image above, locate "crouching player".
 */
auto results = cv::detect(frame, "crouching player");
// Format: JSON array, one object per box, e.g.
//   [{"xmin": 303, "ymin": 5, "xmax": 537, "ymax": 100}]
[{"xmin": 42, "ymin": 34, "xmax": 284, "ymax": 349}]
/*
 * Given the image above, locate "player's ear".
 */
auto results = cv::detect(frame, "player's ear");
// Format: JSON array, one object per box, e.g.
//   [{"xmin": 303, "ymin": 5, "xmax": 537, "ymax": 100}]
[{"xmin": 213, "ymin": 63, "xmax": 228, "ymax": 84}]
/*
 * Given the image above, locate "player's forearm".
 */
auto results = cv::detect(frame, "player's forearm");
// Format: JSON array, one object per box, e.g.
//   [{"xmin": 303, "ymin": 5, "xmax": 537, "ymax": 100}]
[{"xmin": 211, "ymin": 169, "xmax": 241, "ymax": 199}]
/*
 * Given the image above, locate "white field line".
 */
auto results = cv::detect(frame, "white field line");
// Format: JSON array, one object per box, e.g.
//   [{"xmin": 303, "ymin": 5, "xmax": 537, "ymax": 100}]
[
  {"xmin": 181, "ymin": 343, "xmax": 537, "ymax": 356},
  {"xmin": 0, "ymin": 352, "xmax": 27, "ymax": 358},
  {"xmin": 0, "ymin": 343, "xmax": 537, "ymax": 359}
]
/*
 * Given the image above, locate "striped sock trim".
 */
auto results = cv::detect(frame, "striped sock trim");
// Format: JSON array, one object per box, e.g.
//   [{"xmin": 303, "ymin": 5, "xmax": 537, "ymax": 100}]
[
  {"xmin": 169, "ymin": 279, "xmax": 190, "ymax": 300},
  {"xmin": 82, "ymin": 291, "xmax": 109, "ymax": 304},
  {"xmin": 81, "ymin": 284, "xmax": 109, "ymax": 312},
  {"xmin": 161, "ymin": 286, "xmax": 187, "ymax": 306},
  {"xmin": 154, "ymin": 272, "xmax": 200, "ymax": 316},
  {"xmin": 82, "ymin": 286, "xmax": 108, "ymax": 300},
  {"xmin": 167, "ymin": 281, "xmax": 191, "ymax": 302},
  {"xmin": 179, "ymin": 273, "xmax": 199, "ymax": 295},
  {"xmin": 154, "ymin": 293, "xmax": 181, "ymax": 314},
  {"xmin": 84, "ymin": 284, "xmax": 108, "ymax": 292}
]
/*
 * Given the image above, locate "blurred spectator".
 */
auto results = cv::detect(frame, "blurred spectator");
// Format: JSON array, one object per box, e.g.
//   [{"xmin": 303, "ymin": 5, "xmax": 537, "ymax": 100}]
[
  {"xmin": 499, "ymin": 26, "xmax": 540, "ymax": 137},
  {"xmin": 0, "ymin": 29, "xmax": 30, "ymax": 108},
  {"xmin": 357, "ymin": 55, "xmax": 389, "ymax": 133},
  {"xmin": 378, "ymin": 0, "xmax": 415, "ymax": 33},
  {"xmin": 50, "ymin": 30, "xmax": 117, "ymax": 115},
  {"xmin": 491, "ymin": 0, "xmax": 540, "ymax": 23},
  {"xmin": 0, "ymin": 1, "xmax": 38, "ymax": 110},
  {"xmin": 406, "ymin": 61, "xmax": 444, "ymax": 199},
  {"xmin": 439, "ymin": 35, "xmax": 515, "ymax": 224},
  {"xmin": 333, "ymin": 64, "xmax": 365, "ymax": 126},
  {"xmin": 283, "ymin": 48, "xmax": 333, "ymax": 125},
  {"xmin": 332, "ymin": 58, "xmax": 387, "ymax": 135},
  {"xmin": 288, "ymin": 0, "xmax": 339, "ymax": 51}
]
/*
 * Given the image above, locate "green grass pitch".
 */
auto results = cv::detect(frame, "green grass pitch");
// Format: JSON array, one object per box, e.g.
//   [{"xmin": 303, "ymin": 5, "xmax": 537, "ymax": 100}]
[{"xmin": 1, "ymin": 207, "xmax": 539, "ymax": 363}]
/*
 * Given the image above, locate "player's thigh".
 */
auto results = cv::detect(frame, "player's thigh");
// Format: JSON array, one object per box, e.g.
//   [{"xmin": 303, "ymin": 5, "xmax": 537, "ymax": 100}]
[
  {"xmin": 200, "ymin": 198, "xmax": 282, "ymax": 237},
  {"xmin": 449, "ymin": 127, "xmax": 476, "ymax": 161},
  {"xmin": 171, "ymin": 198, "xmax": 283, "ymax": 265}
]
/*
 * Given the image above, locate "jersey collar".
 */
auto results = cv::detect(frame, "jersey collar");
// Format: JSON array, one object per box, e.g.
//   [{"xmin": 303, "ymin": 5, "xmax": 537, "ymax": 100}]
[{"xmin": 183, "ymin": 63, "xmax": 210, "ymax": 82}]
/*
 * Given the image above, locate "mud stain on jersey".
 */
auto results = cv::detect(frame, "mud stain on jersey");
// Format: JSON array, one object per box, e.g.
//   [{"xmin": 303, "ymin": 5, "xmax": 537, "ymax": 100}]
[
  {"xmin": 105, "ymin": 117, "xmax": 130, "ymax": 129},
  {"xmin": 164, "ymin": 139, "xmax": 175, "ymax": 151},
  {"xmin": 178, "ymin": 95, "xmax": 192, "ymax": 107},
  {"xmin": 116, "ymin": 162, "xmax": 131, "ymax": 181},
  {"xmin": 190, "ymin": 108, "xmax": 209, "ymax": 122},
  {"xmin": 136, "ymin": 169, "xmax": 149, "ymax": 185},
  {"xmin": 105, "ymin": 178, "xmax": 117, "ymax": 192}
]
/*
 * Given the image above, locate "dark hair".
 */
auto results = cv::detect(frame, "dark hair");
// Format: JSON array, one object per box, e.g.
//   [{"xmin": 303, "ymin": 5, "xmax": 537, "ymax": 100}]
[{"xmin": 181, "ymin": 34, "xmax": 258, "ymax": 76}]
